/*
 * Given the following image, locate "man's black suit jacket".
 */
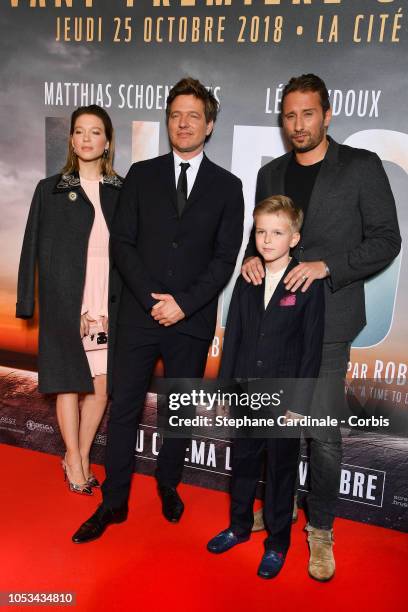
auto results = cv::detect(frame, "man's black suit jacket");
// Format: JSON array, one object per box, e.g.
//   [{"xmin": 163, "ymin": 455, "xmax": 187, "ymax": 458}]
[
  {"xmin": 245, "ymin": 137, "xmax": 401, "ymax": 343},
  {"xmin": 111, "ymin": 152, "xmax": 245, "ymax": 341},
  {"xmin": 220, "ymin": 259, "xmax": 325, "ymax": 415}
]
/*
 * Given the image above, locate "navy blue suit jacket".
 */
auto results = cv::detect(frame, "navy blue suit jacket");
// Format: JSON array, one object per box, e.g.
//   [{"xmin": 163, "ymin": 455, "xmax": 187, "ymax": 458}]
[{"xmin": 220, "ymin": 259, "xmax": 325, "ymax": 414}]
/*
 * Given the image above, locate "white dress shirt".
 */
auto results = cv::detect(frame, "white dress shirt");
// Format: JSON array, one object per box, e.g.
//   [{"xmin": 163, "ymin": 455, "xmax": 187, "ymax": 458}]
[
  {"xmin": 173, "ymin": 150, "xmax": 204, "ymax": 198},
  {"xmin": 264, "ymin": 263, "xmax": 289, "ymax": 308}
]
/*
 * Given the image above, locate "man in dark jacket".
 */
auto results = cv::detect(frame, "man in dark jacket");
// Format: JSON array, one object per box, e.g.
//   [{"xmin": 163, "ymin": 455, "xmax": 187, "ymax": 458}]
[
  {"xmin": 241, "ymin": 74, "xmax": 401, "ymax": 581},
  {"xmin": 72, "ymin": 77, "xmax": 244, "ymax": 543}
]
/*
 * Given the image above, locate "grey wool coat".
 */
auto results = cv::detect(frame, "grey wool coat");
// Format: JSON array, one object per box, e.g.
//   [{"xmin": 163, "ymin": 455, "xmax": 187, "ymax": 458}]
[{"xmin": 16, "ymin": 172, "xmax": 123, "ymax": 394}]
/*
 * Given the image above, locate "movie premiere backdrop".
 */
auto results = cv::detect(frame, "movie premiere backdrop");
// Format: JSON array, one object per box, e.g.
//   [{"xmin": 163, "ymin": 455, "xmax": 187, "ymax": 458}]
[{"xmin": 1, "ymin": 0, "xmax": 407, "ymax": 531}]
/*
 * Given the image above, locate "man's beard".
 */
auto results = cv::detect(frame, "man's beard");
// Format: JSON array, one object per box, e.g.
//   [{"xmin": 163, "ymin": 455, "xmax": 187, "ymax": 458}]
[{"xmin": 290, "ymin": 125, "xmax": 326, "ymax": 153}]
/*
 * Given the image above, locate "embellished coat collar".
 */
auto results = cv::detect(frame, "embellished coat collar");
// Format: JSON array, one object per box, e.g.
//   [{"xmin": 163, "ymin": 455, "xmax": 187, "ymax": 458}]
[{"xmin": 54, "ymin": 172, "xmax": 122, "ymax": 192}]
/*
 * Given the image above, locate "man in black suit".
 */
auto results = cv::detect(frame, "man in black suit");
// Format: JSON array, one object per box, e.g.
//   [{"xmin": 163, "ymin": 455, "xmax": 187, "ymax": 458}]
[
  {"xmin": 72, "ymin": 77, "xmax": 244, "ymax": 543},
  {"xmin": 242, "ymin": 74, "xmax": 401, "ymax": 580}
]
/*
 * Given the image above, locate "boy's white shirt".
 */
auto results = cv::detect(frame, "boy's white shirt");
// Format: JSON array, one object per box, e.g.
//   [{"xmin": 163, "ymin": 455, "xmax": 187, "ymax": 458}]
[{"xmin": 264, "ymin": 265, "xmax": 287, "ymax": 308}]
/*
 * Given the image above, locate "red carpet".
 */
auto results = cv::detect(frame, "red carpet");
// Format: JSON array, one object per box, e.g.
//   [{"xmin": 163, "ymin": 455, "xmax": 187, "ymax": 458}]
[{"xmin": 0, "ymin": 444, "xmax": 406, "ymax": 612}]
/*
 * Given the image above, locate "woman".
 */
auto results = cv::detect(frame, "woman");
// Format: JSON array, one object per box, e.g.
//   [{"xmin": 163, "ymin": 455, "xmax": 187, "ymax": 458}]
[{"xmin": 16, "ymin": 105, "xmax": 122, "ymax": 495}]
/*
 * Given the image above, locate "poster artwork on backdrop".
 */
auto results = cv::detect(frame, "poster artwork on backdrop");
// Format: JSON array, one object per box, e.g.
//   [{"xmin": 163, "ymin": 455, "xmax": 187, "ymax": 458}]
[{"xmin": 0, "ymin": 0, "xmax": 407, "ymax": 531}]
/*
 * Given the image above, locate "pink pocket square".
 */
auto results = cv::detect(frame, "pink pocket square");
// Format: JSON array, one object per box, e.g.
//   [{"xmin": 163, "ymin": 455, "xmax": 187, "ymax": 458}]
[{"xmin": 279, "ymin": 294, "xmax": 296, "ymax": 307}]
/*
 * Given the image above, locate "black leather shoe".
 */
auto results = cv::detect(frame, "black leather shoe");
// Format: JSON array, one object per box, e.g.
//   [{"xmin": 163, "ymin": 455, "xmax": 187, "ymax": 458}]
[
  {"xmin": 71, "ymin": 504, "xmax": 128, "ymax": 544},
  {"xmin": 158, "ymin": 485, "xmax": 184, "ymax": 522},
  {"xmin": 207, "ymin": 528, "xmax": 250, "ymax": 554},
  {"xmin": 257, "ymin": 550, "xmax": 285, "ymax": 579}
]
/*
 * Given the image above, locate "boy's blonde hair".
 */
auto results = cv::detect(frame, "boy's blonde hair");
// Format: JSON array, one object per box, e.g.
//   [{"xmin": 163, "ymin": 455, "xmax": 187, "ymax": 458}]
[{"xmin": 253, "ymin": 195, "xmax": 304, "ymax": 232}]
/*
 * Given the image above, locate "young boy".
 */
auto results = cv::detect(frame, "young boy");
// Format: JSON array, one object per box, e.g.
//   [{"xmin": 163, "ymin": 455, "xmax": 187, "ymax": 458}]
[{"xmin": 207, "ymin": 195, "xmax": 325, "ymax": 578}]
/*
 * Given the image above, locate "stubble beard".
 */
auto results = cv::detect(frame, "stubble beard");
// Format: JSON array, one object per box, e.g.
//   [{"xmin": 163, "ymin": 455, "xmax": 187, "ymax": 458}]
[{"xmin": 290, "ymin": 124, "xmax": 326, "ymax": 154}]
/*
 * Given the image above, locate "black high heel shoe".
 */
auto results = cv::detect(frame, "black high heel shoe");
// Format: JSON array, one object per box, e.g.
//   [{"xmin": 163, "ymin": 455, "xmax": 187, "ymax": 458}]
[
  {"xmin": 86, "ymin": 473, "xmax": 101, "ymax": 488},
  {"xmin": 61, "ymin": 456, "xmax": 93, "ymax": 496}
]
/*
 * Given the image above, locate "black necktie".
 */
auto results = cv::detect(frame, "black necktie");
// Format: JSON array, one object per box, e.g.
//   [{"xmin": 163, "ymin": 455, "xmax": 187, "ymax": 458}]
[{"xmin": 176, "ymin": 162, "xmax": 190, "ymax": 217}]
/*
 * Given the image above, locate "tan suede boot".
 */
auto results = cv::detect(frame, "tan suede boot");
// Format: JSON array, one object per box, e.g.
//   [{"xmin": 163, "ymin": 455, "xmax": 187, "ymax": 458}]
[
  {"xmin": 305, "ymin": 524, "xmax": 335, "ymax": 581},
  {"xmin": 252, "ymin": 508, "xmax": 265, "ymax": 532},
  {"xmin": 252, "ymin": 496, "xmax": 298, "ymax": 532}
]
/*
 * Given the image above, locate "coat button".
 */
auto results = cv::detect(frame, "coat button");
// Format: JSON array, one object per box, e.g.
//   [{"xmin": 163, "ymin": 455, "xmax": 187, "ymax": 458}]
[
  {"xmin": 168, "ymin": 269, "xmax": 173, "ymax": 277},
  {"xmin": 256, "ymin": 360, "xmax": 263, "ymax": 368},
  {"xmin": 260, "ymin": 332, "xmax": 265, "ymax": 338},
  {"xmin": 172, "ymin": 241, "xmax": 178, "ymax": 249},
  {"xmin": 110, "ymin": 295, "xmax": 117, "ymax": 303}
]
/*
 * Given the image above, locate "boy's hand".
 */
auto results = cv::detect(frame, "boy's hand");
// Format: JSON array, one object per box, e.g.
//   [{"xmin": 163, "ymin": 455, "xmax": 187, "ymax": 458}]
[
  {"xmin": 284, "ymin": 410, "xmax": 304, "ymax": 423},
  {"xmin": 284, "ymin": 261, "xmax": 328, "ymax": 293},
  {"xmin": 241, "ymin": 256, "xmax": 265, "ymax": 285},
  {"xmin": 216, "ymin": 401, "xmax": 230, "ymax": 418},
  {"xmin": 151, "ymin": 293, "xmax": 185, "ymax": 326}
]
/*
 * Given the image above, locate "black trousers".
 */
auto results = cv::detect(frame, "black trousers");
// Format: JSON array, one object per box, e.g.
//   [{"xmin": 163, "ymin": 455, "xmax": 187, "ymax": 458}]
[
  {"xmin": 102, "ymin": 325, "xmax": 210, "ymax": 508},
  {"xmin": 230, "ymin": 436, "xmax": 300, "ymax": 554},
  {"xmin": 305, "ymin": 341, "xmax": 351, "ymax": 530}
]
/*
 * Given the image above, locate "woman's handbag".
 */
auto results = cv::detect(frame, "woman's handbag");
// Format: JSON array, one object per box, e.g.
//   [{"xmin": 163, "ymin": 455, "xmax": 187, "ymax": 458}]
[{"xmin": 82, "ymin": 321, "xmax": 108, "ymax": 351}]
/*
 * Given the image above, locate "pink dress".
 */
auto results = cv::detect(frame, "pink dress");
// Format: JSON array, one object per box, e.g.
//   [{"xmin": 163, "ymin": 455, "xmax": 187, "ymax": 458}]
[{"xmin": 80, "ymin": 177, "xmax": 110, "ymax": 377}]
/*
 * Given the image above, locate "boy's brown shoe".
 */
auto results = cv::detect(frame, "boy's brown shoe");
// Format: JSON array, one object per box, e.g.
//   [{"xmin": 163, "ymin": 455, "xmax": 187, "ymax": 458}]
[{"xmin": 305, "ymin": 524, "xmax": 335, "ymax": 581}]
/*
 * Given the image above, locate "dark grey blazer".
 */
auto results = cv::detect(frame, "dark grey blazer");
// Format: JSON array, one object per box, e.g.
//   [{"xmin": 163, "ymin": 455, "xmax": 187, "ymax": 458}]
[
  {"xmin": 16, "ymin": 172, "xmax": 123, "ymax": 394},
  {"xmin": 245, "ymin": 137, "xmax": 401, "ymax": 342}
]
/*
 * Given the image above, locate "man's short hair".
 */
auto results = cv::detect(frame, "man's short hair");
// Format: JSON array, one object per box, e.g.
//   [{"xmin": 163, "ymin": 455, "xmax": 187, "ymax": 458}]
[
  {"xmin": 166, "ymin": 77, "xmax": 219, "ymax": 124},
  {"xmin": 281, "ymin": 74, "xmax": 330, "ymax": 115},
  {"xmin": 253, "ymin": 195, "xmax": 304, "ymax": 232}
]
